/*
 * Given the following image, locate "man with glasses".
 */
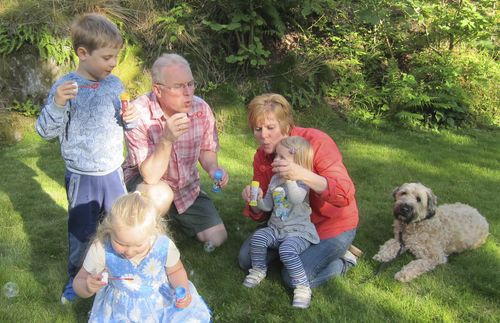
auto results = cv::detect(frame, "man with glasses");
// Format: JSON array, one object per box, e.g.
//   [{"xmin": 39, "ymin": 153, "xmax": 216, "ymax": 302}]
[{"xmin": 123, "ymin": 53, "xmax": 228, "ymax": 250}]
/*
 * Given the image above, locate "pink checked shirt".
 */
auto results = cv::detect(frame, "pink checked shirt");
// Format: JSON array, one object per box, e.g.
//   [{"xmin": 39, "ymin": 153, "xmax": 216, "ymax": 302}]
[{"xmin": 123, "ymin": 92, "xmax": 219, "ymax": 213}]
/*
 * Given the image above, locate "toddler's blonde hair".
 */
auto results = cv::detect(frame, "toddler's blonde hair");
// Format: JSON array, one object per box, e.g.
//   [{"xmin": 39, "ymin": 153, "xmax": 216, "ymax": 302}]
[
  {"xmin": 71, "ymin": 13, "xmax": 123, "ymax": 53},
  {"xmin": 280, "ymin": 136, "xmax": 313, "ymax": 170},
  {"xmin": 94, "ymin": 192, "xmax": 167, "ymax": 244}
]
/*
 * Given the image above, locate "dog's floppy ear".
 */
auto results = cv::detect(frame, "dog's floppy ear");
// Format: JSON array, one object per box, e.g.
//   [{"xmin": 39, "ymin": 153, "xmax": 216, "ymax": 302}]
[
  {"xmin": 426, "ymin": 189, "xmax": 437, "ymax": 219},
  {"xmin": 392, "ymin": 186, "xmax": 401, "ymax": 200}
]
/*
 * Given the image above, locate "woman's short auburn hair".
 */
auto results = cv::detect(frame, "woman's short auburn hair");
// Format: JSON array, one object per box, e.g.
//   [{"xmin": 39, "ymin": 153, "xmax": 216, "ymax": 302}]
[{"xmin": 247, "ymin": 93, "xmax": 295, "ymax": 135}]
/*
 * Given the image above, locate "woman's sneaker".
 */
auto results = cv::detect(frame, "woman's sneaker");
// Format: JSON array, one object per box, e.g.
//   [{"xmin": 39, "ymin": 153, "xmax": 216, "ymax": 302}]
[
  {"xmin": 348, "ymin": 245, "xmax": 363, "ymax": 258},
  {"xmin": 60, "ymin": 278, "xmax": 78, "ymax": 304},
  {"xmin": 292, "ymin": 285, "xmax": 312, "ymax": 309},
  {"xmin": 342, "ymin": 245, "xmax": 364, "ymax": 266},
  {"xmin": 243, "ymin": 268, "xmax": 266, "ymax": 288}
]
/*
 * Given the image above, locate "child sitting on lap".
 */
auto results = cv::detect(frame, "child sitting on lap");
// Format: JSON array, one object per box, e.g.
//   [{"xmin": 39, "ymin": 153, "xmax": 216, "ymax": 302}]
[
  {"xmin": 243, "ymin": 136, "xmax": 319, "ymax": 309},
  {"xmin": 73, "ymin": 191, "xmax": 211, "ymax": 322}
]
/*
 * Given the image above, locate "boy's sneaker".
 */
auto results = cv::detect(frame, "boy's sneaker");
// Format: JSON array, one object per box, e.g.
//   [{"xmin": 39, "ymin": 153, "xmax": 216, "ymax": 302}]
[
  {"xmin": 292, "ymin": 285, "xmax": 312, "ymax": 309},
  {"xmin": 243, "ymin": 268, "xmax": 266, "ymax": 288},
  {"xmin": 60, "ymin": 278, "xmax": 78, "ymax": 304}
]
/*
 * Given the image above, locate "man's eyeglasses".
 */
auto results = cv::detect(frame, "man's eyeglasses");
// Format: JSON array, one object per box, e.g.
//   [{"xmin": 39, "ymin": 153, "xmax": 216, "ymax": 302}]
[{"xmin": 155, "ymin": 80, "xmax": 197, "ymax": 93}]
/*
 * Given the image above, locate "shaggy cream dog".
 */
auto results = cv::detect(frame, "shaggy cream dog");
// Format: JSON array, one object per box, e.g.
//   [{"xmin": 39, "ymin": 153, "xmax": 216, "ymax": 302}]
[{"xmin": 373, "ymin": 183, "xmax": 489, "ymax": 282}]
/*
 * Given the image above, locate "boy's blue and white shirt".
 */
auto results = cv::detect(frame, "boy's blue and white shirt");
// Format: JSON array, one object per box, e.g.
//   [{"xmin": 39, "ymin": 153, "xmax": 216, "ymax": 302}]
[{"xmin": 36, "ymin": 72, "xmax": 133, "ymax": 175}]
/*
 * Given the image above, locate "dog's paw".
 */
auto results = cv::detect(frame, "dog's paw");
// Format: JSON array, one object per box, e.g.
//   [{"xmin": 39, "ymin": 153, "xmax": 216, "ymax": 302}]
[
  {"xmin": 394, "ymin": 271, "xmax": 412, "ymax": 283},
  {"xmin": 373, "ymin": 252, "xmax": 392, "ymax": 262},
  {"xmin": 372, "ymin": 253, "xmax": 383, "ymax": 262}
]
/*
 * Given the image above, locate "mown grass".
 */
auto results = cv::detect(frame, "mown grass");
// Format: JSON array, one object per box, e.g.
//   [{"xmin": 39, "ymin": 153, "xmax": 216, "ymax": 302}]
[{"xmin": 0, "ymin": 101, "xmax": 498, "ymax": 322}]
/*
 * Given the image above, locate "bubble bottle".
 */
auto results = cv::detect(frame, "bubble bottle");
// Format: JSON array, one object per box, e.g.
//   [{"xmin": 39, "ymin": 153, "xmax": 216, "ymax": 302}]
[
  {"xmin": 211, "ymin": 169, "xmax": 223, "ymax": 193},
  {"xmin": 101, "ymin": 272, "xmax": 109, "ymax": 284},
  {"xmin": 249, "ymin": 181, "xmax": 260, "ymax": 206},
  {"xmin": 72, "ymin": 81, "xmax": 79, "ymax": 95},
  {"xmin": 120, "ymin": 92, "xmax": 138, "ymax": 129},
  {"xmin": 175, "ymin": 286, "xmax": 187, "ymax": 310}
]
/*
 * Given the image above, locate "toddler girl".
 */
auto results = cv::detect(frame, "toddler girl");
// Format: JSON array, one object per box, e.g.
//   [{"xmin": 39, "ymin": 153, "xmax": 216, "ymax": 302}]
[
  {"xmin": 73, "ymin": 191, "xmax": 211, "ymax": 322},
  {"xmin": 243, "ymin": 136, "xmax": 319, "ymax": 309}
]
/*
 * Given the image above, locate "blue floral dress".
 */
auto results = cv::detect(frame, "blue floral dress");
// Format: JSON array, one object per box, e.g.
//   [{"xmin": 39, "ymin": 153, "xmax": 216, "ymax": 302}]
[{"xmin": 88, "ymin": 235, "xmax": 211, "ymax": 322}]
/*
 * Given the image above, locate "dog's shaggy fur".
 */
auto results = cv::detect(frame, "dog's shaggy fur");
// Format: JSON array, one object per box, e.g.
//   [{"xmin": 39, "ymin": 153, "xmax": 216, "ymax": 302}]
[{"xmin": 373, "ymin": 183, "xmax": 489, "ymax": 282}]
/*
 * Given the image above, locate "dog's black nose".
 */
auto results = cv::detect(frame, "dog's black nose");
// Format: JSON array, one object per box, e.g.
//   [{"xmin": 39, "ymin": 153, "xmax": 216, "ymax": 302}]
[
  {"xmin": 394, "ymin": 203, "xmax": 412, "ymax": 219},
  {"xmin": 401, "ymin": 204, "xmax": 411, "ymax": 215}
]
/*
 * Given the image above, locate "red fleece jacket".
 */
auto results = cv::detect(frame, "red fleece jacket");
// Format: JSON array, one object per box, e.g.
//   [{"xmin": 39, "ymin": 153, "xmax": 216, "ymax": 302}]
[{"xmin": 243, "ymin": 127, "xmax": 359, "ymax": 239}]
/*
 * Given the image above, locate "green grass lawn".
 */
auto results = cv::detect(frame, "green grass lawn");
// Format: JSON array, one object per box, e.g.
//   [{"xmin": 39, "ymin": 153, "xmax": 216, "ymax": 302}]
[{"xmin": 0, "ymin": 102, "xmax": 498, "ymax": 322}]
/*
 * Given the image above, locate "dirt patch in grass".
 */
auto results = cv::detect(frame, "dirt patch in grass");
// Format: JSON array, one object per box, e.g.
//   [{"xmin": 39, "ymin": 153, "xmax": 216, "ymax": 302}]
[{"xmin": 0, "ymin": 111, "xmax": 34, "ymax": 146}]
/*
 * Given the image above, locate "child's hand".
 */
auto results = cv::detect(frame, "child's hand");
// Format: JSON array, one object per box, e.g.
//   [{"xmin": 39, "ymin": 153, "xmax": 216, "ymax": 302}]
[
  {"xmin": 86, "ymin": 271, "xmax": 107, "ymax": 294},
  {"xmin": 242, "ymin": 185, "xmax": 253, "ymax": 203},
  {"xmin": 54, "ymin": 81, "xmax": 78, "ymax": 107},
  {"xmin": 122, "ymin": 102, "xmax": 140, "ymax": 123},
  {"xmin": 242, "ymin": 186, "xmax": 263, "ymax": 203},
  {"xmin": 175, "ymin": 291, "xmax": 192, "ymax": 309}
]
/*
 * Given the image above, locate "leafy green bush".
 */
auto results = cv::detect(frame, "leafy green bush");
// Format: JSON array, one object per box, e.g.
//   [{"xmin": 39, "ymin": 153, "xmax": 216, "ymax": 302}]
[
  {"xmin": 0, "ymin": 0, "xmax": 497, "ymax": 130},
  {"xmin": 7, "ymin": 99, "xmax": 39, "ymax": 117},
  {"xmin": 201, "ymin": 0, "xmax": 289, "ymax": 69},
  {"xmin": 380, "ymin": 56, "xmax": 463, "ymax": 129},
  {"xmin": 407, "ymin": 49, "xmax": 498, "ymax": 128},
  {"xmin": 267, "ymin": 54, "xmax": 332, "ymax": 110},
  {"xmin": 0, "ymin": 23, "xmax": 74, "ymax": 65},
  {"xmin": 324, "ymin": 56, "xmax": 386, "ymax": 125},
  {"xmin": 450, "ymin": 49, "xmax": 499, "ymax": 127}
]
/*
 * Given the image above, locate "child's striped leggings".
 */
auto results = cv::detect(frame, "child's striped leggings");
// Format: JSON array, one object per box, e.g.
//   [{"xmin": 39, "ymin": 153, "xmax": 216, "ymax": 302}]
[{"xmin": 250, "ymin": 227, "xmax": 311, "ymax": 287}]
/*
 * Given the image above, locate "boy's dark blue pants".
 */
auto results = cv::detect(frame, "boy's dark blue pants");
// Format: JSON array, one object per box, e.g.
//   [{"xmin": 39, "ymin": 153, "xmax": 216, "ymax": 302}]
[{"xmin": 65, "ymin": 168, "xmax": 127, "ymax": 278}]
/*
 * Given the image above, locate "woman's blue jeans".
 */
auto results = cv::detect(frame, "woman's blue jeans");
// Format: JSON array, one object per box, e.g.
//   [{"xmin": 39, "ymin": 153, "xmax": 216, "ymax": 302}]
[{"xmin": 238, "ymin": 228, "xmax": 357, "ymax": 288}]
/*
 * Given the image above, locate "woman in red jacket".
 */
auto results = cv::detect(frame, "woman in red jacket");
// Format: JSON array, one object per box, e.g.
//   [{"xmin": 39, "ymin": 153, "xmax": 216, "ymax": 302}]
[{"xmin": 239, "ymin": 93, "xmax": 361, "ymax": 288}]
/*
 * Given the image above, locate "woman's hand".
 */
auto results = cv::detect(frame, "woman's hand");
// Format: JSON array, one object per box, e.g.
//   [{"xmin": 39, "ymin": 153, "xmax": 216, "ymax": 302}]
[
  {"xmin": 271, "ymin": 159, "xmax": 304, "ymax": 181},
  {"xmin": 273, "ymin": 158, "xmax": 328, "ymax": 194}
]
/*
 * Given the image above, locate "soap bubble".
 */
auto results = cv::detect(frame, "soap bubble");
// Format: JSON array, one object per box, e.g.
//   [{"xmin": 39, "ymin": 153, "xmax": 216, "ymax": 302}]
[
  {"xmin": 3, "ymin": 282, "xmax": 19, "ymax": 298},
  {"xmin": 204, "ymin": 241, "xmax": 215, "ymax": 253},
  {"xmin": 189, "ymin": 269, "xmax": 195, "ymax": 276}
]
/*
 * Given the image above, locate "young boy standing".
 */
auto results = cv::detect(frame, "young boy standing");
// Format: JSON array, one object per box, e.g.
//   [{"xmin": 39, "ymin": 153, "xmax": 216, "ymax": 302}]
[{"xmin": 36, "ymin": 13, "xmax": 138, "ymax": 304}]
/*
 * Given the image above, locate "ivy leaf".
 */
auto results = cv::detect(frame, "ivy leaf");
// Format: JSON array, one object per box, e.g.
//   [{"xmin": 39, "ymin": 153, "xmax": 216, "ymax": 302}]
[
  {"xmin": 359, "ymin": 8, "xmax": 382, "ymax": 25},
  {"xmin": 226, "ymin": 22, "xmax": 242, "ymax": 31},
  {"xmin": 202, "ymin": 20, "xmax": 225, "ymax": 31}
]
